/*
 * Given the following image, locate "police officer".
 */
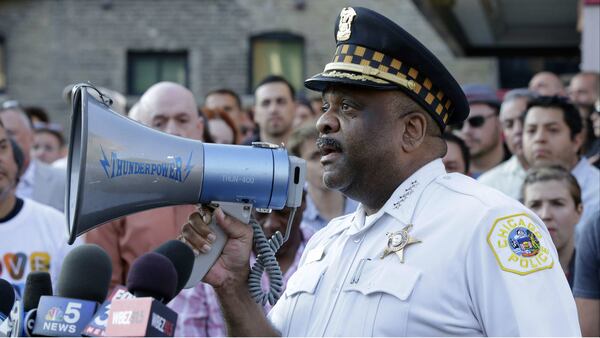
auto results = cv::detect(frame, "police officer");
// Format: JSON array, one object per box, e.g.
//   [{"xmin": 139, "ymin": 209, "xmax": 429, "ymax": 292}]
[{"xmin": 181, "ymin": 7, "xmax": 580, "ymax": 336}]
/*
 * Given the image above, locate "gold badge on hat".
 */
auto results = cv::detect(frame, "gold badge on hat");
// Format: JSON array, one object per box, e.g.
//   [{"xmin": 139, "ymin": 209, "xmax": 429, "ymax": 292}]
[
  {"xmin": 381, "ymin": 224, "xmax": 421, "ymax": 263},
  {"xmin": 337, "ymin": 7, "xmax": 357, "ymax": 42}
]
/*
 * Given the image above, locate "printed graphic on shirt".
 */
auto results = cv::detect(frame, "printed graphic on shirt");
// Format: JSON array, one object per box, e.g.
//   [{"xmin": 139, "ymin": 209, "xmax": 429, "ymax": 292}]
[
  {"xmin": 1, "ymin": 251, "xmax": 51, "ymax": 296},
  {"xmin": 487, "ymin": 213, "xmax": 554, "ymax": 275},
  {"xmin": 1, "ymin": 252, "xmax": 51, "ymax": 280}
]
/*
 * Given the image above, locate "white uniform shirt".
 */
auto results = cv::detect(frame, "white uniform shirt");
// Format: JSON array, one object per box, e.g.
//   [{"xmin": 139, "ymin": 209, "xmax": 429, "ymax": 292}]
[
  {"xmin": 478, "ymin": 155, "xmax": 527, "ymax": 200},
  {"xmin": 268, "ymin": 159, "xmax": 580, "ymax": 336}
]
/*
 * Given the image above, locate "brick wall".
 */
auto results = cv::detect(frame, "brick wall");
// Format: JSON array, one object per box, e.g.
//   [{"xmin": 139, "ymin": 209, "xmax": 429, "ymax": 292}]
[{"xmin": 0, "ymin": 0, "xmax": 498, "ymax": 127}]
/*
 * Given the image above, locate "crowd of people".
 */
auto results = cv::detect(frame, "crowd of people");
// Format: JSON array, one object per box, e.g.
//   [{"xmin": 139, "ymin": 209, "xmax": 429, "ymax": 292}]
[{"xmin": 1, "ymin": 6, "xmax": 599, "ymax": 335}]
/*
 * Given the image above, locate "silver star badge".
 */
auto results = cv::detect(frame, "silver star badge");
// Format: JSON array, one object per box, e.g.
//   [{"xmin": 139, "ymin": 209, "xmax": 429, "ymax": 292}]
[{"xmin": 380, "ymin": 224, "xmax": 421, "ymax": 263}]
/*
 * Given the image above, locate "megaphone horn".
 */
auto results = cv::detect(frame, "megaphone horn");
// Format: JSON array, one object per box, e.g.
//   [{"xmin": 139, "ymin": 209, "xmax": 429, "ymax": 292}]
[{"xmin": 66, "ymin": 84, "xmax": 305, "ymax": 287}]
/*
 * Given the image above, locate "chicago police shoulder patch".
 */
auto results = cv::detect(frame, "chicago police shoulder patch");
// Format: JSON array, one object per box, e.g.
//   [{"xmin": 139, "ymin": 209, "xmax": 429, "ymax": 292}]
[{"xmin": 487, "ymin": 213, "xmax": 554, "ymax": 276}]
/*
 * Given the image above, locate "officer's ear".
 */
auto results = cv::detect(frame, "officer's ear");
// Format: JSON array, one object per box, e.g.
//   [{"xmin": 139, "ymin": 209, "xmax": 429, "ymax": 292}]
[{"xmin": 400, "ymin": 111, "xmax": 427, "ymax": 153}]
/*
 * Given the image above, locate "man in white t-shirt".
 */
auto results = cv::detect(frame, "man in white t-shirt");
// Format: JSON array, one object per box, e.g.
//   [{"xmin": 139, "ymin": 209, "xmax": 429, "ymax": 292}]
[{"xmin": 0, "ymin": 120, "xmax": 73, "ymax": 296}]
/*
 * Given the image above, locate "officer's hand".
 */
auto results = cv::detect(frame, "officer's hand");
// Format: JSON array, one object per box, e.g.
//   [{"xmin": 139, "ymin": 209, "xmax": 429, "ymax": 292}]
[{"xmin": 180, "ymin": 206, "xmax": 254, "ymax": 290}]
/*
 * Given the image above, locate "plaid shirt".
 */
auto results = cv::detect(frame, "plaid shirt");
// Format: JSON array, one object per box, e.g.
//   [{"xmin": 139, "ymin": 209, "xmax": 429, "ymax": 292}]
[
  {"xmin": 168, "ymin": 226, "xmax": 315, "ymax": 336},
  {"xmin": 168, "ymin": 282, "xmax": 224, "ymax": 337}
]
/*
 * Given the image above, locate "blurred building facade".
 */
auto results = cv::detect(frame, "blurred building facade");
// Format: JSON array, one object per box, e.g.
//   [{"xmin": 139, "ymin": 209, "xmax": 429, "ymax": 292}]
[
  {"xmin": 0, "ymin": 0, "xmax": 499, "ymax": 126},
  {"xmin": 2, "ymin": 0, "xmax": 594, "ymax": 129}
]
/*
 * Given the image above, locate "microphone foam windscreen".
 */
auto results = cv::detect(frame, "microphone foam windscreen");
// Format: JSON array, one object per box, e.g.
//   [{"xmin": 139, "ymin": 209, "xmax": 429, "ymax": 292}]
[
  {"xmin": 23, "ymin": 272, "xmax": 53, "ymax": 311},
  {"xmin": 57, "ymin": 244, "xmax": 112, "ymax": 303},
  {"xmin": 126, "ymin": 252, "xmax": 178, "ymax": 304},
  {"xmin": 153, "ymin": 240, "xmax": 194, "ymax": 294},
  {"xmin": 0, "ymin": 278, "xmax": 15, "ymax": 317}
]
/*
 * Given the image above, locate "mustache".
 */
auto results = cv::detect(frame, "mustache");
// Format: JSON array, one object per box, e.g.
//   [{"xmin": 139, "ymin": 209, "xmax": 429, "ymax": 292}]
[{"xmin": 316, "ymin": 137, "xmax": 343, "ymax": 152}]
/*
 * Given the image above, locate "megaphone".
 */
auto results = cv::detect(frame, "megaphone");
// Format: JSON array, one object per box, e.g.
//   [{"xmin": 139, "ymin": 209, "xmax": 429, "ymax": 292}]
[{"xmin": 66, "ymin": 84, "xmax": 305, "ymax": 290}]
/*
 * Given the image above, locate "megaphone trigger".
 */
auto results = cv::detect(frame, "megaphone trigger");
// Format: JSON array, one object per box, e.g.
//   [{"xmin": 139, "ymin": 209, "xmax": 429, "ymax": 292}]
[
  {"xmin": 183, "ymin": 201, "xmax": 252, "ymax": 289},
  {"xmin": 183, "ymin": 214, "xmax": 227, "ymax": 289}
]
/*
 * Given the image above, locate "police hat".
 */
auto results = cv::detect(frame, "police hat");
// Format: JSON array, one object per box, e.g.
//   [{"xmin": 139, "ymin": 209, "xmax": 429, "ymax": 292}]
[{"xmin": 305, "ymin": 7, "xmax": 469, "ymax": 129}]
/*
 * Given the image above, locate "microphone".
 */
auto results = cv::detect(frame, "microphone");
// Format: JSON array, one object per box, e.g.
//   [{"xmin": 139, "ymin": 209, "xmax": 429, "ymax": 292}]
[
  {"xmin": 21, "ymin": 272, "xmax": 53, "ymax": 336},
  {"xmin": 32, "ymin": 244, "xmax": 112, "ymax": 337},
  {"xmin": 0, "ymin": 279, "xmax": 14, "ymax": 322},
  {"xmin": 57, "ymin": 245, "xmax": 112, "ymax": 304},
  {"xmin": 0, "ymin": 278, "xmax": 16, "ymax": 336},
  {"xmin": 126, "ymin": 253, "xmax": 178, "ymax": 304},
  {"xmin": 105, "ymin": 253, "xmax": 178, "ymax": 337},
  {"xmin": 153, "ymin": 240, "xmax": 194, "ymax": 296}
]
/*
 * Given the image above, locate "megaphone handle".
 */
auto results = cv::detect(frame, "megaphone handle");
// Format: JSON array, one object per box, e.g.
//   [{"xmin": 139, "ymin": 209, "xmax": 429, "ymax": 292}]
[{"xmin": 183, "ymin": 216, "xmax": 228, "ymax": 289}]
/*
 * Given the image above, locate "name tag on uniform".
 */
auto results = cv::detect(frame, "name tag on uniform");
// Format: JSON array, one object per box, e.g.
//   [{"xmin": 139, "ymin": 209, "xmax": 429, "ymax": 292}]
[{"xmin": 305, "ymin": 246, "xmax": 325, "ymax": 263}]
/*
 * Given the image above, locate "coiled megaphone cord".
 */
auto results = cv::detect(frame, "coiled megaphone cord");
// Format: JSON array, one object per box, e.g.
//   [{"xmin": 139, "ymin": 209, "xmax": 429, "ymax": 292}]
[{"xmin": 247, "ymin": 208, "xmax": 297, "ymax": 306}]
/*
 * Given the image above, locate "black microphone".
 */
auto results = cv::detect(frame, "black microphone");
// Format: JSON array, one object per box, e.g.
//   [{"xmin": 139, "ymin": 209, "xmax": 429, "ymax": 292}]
[
  {"xmin": 0, "ymin": 279, "xmax": 14, "ymax": 322},
  {"xmin": 32, "ymin": 244, "xmax": 112, "ymax": 337},
  {"xmin": 153, "ymin": 240, "xmax": 194, "ymax": 296},
  {"xmin": 0, "ymin": 278, "xmax": 16, "ymax": 336},
  {"xmin": 84, "ymin": 243, "xmax": 187, "ymax": 337},
  {"xmin": 21, "ymin": 272, "xmax": 53, "ymax": 336},
  {"xmin": 105, "ymin": 253, "xmax": 178, "ymax": 337},
  {"xmin": 57, "ymin": 245, "xmax": 112, "ymax": 304},
  {"xmin": 126, "ymin": 252, "xmax": 178, "ymax": 304},
  {"xmin": 23, "ymin": 272, "xmax": 53, "ymax": 313}
]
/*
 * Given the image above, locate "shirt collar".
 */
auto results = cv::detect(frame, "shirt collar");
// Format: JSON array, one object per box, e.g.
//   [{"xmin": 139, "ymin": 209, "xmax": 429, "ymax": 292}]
[
  {"xmin": 506, "ymin": 155, "xmax": 518, "ymax": 170},
  {"xmin": 344, "ymin": 159, "xmax": 447, "ymax": 235},
  {"xmin": 571, "ymin": 157, "xmax": 588, "ymax": 177},
  {"xmin": 507, "ymin": 155, "xmax": 526, "ymax": 175}
]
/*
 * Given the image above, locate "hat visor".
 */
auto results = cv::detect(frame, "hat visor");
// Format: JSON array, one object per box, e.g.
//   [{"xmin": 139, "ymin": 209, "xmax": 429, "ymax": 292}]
[{"xmin": 304, "ymin": 70, "xmax": 399, "ymax": 92}]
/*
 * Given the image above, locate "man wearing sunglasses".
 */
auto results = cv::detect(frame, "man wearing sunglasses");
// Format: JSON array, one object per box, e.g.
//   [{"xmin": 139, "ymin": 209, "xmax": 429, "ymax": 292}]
[{"xmin": 458, "ymin": 84, "xmax": 507, "ymax": 178}]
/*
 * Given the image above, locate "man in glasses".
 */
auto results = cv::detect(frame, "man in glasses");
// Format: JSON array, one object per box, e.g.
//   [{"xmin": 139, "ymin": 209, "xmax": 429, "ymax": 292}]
[
  {"xmin": 458, "ymin": 84, "xmax": 507, "ymax": 178},
  {"xmin": 479, "ymin": 89, "xmax": 537, "ymax": 199}
]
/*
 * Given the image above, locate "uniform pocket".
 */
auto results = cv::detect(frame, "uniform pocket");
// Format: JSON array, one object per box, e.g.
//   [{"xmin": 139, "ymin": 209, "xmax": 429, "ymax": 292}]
[
  {"xmin": 284, "ymin": 261, "xmax": 327, "ymax": 297},
  {"xmin": 345, "ymin": 261, "xmax": 421, "ymax": 299},
  {"xmin": 279, "ymin": 262, "xmax": 328, "ymax": 336},
  {"xmin": 343, "ymin": 260, "xmax": 422, "ymax": 336}
]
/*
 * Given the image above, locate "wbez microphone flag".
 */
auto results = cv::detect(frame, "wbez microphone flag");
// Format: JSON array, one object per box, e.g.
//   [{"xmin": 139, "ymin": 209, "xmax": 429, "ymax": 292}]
[
  {"xmin": 105, "ymin": 298, "xmax": 176, "ymax": 337},
  {"xmin": 32, "ymin": 245, "xmax": 112, "ymax": 336},
  {"xmin": 105, "ymin": 252, "xmax": 178, "ymax": 337}
]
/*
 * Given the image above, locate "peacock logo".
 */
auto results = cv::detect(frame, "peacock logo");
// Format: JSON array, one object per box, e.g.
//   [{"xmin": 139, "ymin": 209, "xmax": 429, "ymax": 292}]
[{"xmin": 45, "ymin": 307, "xmax": 64, "ymax": 321}]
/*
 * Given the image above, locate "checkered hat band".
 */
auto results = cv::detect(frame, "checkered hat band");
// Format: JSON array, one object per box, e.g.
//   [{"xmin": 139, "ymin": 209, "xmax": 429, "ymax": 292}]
[{"xmin": 329, "ymin": 44, "xmax": 453, "ymax": 124}]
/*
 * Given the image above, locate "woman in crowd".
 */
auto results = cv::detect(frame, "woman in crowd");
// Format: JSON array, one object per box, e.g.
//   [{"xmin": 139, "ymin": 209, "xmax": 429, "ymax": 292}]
[
  {"xmin": 522, "ymin": 165, "xmax": 583, "ymax": 287},
  {"xmin": 203, "ymin": 108, "xmax": 239, "ymax": 145}
]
